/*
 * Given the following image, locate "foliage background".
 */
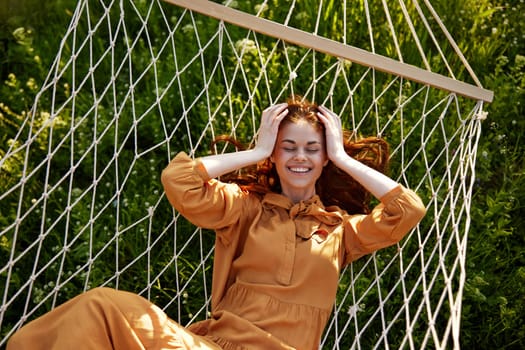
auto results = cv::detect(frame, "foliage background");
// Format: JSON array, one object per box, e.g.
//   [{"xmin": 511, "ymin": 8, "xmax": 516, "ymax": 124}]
[{"xmin": 1, "ymin": 0, "xmax": 524, "ymax": 348}]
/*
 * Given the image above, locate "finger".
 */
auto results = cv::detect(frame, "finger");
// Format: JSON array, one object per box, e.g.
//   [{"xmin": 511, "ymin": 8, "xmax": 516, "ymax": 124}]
[
  {"xmin": 262, "ymin": 104, "xmax": 286, "ymax": 126},
  {"xmin": 273, "ymin": 103, "xmax": 288, "ymax": 115},
  {"xmin": 270, "ymin": 104, "xmax": 289, "ymax": 124},
  {"xmin": 317, "ymin": 110, "xmax": 343, "ymax": 142},
  {"xmin": 316, "ymin": 110, "xmax": 336, "ymax": 127},
  {"xmin": 319, "ymin": 106, "xmax": 343, "ymax": 131},
  {"xmin": 316, "ymin": 112, "xmax": 333, "ymax": 130},
  {"xmin": 318, "ymin": 105, "xmax": 339, "ymax": 121},
  {"xmin": 264, "ymin": 102, "xmax": 287, "ymax": 112},
  {"xmin": 264, "ymin": 104, "xmax": 286, "ymax": 120}
]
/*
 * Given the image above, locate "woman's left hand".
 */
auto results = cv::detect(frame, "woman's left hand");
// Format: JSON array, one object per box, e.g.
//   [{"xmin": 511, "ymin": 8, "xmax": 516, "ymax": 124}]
[{"xmin": 317, "ymin": 105, "xmax": 347, "ymax": 162}]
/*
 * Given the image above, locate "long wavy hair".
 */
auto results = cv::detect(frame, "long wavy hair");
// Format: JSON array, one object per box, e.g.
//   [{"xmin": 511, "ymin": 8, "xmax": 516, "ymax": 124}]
[{"xmin": 212, "ymin": 96, "xmax": 390, "ymax": 214}]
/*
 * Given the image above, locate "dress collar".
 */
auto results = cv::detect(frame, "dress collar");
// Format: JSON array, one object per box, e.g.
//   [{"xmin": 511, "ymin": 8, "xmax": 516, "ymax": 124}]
[
  {"xmin": 261, "ymin": 193, "xmax": 343, "ymax": 239},
  {"xmin": 261, "ymin": 192, "xmax": 323, "ymax": 211}
]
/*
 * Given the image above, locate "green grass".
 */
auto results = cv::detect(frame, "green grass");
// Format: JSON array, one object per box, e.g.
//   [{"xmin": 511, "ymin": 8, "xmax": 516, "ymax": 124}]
[{"xmin": 1, "ymin": 0, "xmax": 524, "ymax": 348}]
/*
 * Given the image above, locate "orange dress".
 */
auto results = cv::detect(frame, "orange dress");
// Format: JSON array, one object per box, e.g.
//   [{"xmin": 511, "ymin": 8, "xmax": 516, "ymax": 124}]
[{"xmin": 7, "ymin": 152, "xmax": 425, "ymax": 350}]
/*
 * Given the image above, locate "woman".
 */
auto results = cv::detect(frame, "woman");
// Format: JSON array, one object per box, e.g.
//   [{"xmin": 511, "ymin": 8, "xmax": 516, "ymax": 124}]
[{"xmin": 7, "ymin": 97, "xmax": 426, "ymax": 349}]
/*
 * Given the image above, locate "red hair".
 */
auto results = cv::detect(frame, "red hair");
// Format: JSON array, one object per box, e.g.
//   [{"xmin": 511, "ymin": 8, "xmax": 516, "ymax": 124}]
[{"xmin": 213, "ymin": 96, "xmax": 390, "ymax": 214}]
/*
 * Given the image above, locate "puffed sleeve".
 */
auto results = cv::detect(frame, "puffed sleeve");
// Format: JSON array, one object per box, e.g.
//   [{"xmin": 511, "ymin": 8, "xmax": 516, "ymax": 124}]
[
  {"xmin": 161, "ymin": 152, "xmax": 248, "ymax": 232},
  {"xmin": 342, "ymin": 185, "xmax": 426, "ymax": 265}
]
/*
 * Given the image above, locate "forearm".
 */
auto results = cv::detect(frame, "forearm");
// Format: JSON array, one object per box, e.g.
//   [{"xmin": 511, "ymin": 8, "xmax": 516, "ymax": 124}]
[
  {"xmin": 199, "ymin": 149, "xmax": 268, "ymax": 179},
  {"xmin": 332, "ymin": 152, "xmax": 399, "ymax": 200}
]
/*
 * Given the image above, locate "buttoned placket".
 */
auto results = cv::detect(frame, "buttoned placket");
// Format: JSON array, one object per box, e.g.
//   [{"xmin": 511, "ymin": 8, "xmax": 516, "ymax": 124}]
[
  {"xmin": 276, "ymin": 201, "xmax": 323, "ymax": 285},
  {"xmin": 276, "ymin": 218, "xmax": 297, "ymax": 285}
]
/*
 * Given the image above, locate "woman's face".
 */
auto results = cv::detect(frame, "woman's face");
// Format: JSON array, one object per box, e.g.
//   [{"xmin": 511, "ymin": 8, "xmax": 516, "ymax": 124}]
[{"xmin": 271, "ymin": 120, "xmax": 328, "ymax": 203}]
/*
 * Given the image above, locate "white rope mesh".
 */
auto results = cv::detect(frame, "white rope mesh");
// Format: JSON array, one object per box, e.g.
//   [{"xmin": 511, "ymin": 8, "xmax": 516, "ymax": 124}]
[{"xmin": 0, "ymin": 0, "xmax": 489, "ymax": 348}]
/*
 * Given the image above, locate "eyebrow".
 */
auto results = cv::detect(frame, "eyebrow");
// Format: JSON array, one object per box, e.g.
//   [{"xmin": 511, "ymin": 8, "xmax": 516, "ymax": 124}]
[{"xmin": 281, "ymin": 139, "xmax": 322, "ymax": 145}]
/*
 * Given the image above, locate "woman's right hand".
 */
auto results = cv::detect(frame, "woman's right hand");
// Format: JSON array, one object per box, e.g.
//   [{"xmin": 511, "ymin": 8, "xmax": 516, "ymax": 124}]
[
  {"xmin": 197, "ymin": 103, "xmax": 288, "ymax": 179},
  {"xmin": 253, "ymin": 103, "xmax": 289, "ymax": 158}
]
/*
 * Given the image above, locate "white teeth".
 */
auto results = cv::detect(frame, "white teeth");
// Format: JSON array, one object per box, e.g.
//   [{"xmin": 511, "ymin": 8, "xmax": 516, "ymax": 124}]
[{"xmin": 289, "ymin": 167, "xmax": 310, "ymax": 173}]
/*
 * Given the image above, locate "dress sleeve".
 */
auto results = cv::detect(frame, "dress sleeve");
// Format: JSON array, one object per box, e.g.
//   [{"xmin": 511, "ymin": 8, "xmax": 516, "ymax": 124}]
[
  {"xmin": 342, "ymin": 185, "xmax": 427, "ymax": 265},
  {"xmin": 161, "ymin": 152, "xmax": 248, "ymax": 232}
]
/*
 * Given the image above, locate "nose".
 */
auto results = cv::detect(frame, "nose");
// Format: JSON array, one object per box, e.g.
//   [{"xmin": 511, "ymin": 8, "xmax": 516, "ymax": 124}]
[{"xmin": 293, "ymin": 149, "xmax": 307, "ymax": 161}]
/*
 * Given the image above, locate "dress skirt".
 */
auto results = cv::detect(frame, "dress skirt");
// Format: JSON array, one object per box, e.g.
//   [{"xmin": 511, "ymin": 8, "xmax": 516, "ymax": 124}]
[{"xmin": 7, "ymin": 287, "xmax": 221, "ymax": 350}]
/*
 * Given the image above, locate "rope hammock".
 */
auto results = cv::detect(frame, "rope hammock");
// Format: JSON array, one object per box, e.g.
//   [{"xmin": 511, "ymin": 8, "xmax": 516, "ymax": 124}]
[{"xmin": 0, "ymin": 0, "xmax": 493, "ymax": 348}]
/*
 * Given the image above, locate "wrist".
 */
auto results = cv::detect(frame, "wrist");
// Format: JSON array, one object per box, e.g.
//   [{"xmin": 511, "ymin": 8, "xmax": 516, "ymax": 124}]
[
  {"xmin": 330, "ymin": 149, "xmax": 352, "ymax": 167},
  {"xmin": 250, "ymin": 147, "xmax": 272, "ymax": 162}
]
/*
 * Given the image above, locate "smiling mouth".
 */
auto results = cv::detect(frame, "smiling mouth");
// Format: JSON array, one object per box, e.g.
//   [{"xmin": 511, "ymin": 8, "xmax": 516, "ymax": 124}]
[{"xmin": 288, "ymin": 167, "xmax": 311, "ymax": 174}]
